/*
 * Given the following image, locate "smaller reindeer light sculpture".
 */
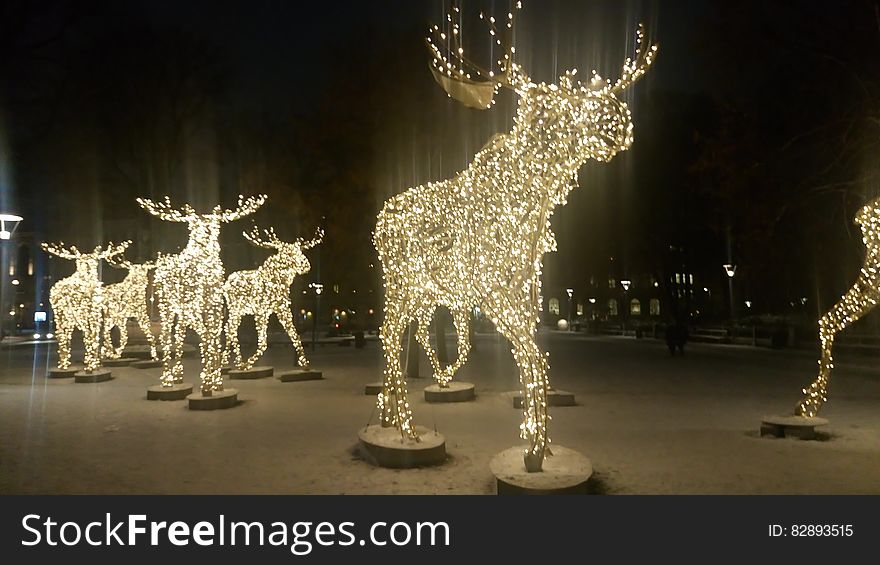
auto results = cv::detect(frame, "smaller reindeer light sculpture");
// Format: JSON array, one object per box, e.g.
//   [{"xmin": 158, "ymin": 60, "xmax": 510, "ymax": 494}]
[
  {"xmin": 375, "ymin": 1, "xmax": 656, "ymax": 471},
  {"xmin": 224, "ymin": 226, "xmax": 323, "ymax": 370},
  {"xmin": 101, "ymin": 257, "xmax": 157, "ymax": 361},
  {"xmin": 41, "ymin": 241, "xmax": 131, "ymax": 372},
  {"xmin": 797, "ymin": 197, "xmax": 880, "ymax": 417}
]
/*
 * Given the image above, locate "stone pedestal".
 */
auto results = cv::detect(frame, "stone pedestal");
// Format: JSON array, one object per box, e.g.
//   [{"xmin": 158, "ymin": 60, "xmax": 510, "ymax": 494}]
[
  {"xmin": 131, "ymin": 359, "xmax": 162, "ymax": 369},
  {"xmin": 74, "ymin": 369, "xmax": 113, "ymax": 383},
  {"xmin": 277, "ymin": 368, "xmax": 323, "ymax": 382},
  {"xmin": 490, "ymin": 445, "xmax": 592, "ymax": 495},
  {"xmin": 513, "ymin": 390, "xmax": 575, "ymax": 408},
  {"xmin": 48, "ymin": 367, "xmax": 80, "ymax": 379},
  {"xmin": 228, "ymin": 366, "xmax": 274, "ymax": 379},
  {"xmin": 102, "ymin": 357, "xmax": 137, "ymax": 367},
  {"xmin": 424, "ymin": 381, "xmax": 476, "ymax": 403},
  {"xmin": 760, "ymin": 415, "xmax": 829, "ymax": 440},
  {"xmin": 187, "ymin": 389, "xmax": 239, "ymax": 410},
  {"xmin": 147, "ymin": 383, "xmax": 193, "ymax": 401},
  {"xmin": 364, "ymin": 382, "xmax": 383, "ymax": 396},
  {"xmin": 357, "ymin": 425, "xmax": 446, "ymax": 468}
]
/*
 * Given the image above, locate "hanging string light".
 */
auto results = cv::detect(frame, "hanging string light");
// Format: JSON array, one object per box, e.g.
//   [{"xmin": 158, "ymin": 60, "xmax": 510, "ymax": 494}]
[
  {"xmin": 797, "ymin": 198, "xmax": 880, "ymax": 417},
  {"xmin": 101, "ymin": 258, "xmax": 158, "ymax": 360},
  {"xmin": 376, "ymin": 1, "xmax": 656, "ymax": 471},
  {"xmin": 138, "ymin": 194, "xmax": 267, "ymax": 395},
  {"xmin": 224, "ymin": 226, "xmax": 323, "ymax": 370},
  {"xmin": 41, "ymin": 241, "xmax": 131, "ymax": 372}
]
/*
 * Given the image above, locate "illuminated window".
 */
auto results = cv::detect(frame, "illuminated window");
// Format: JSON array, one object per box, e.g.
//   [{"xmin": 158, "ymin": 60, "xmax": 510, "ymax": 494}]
[
  {"xmin": 689, "ymin": 274, "xmax": 693, "ymax": 285},
  {"xmin": 576, "ymin": 302, "xmax": 583, "ymax": 316},
  {"xmin": 27, "ymin": 260, "xmax": 33, "ymax": 276},
  {"xmin": 630, "ymin": 299, "xmax": 641, "ymax": 315},
  {"xmin": 8, "ymin": 262, "xmax": 13, "ymax": 276},
  {"xmin": 675, "ymin": 273, "xmax": 680, "ymax": 284},
  {"xmin": 549, "ymin": 298, "xmax": 560, "ymax": 315},
  {"xmin": 649, "ymin": 298, "xmax": 660, "ymax": 316},
  {"xmin": 608, "ymin": 277, "xmax": 616, "ymax": 289},
  {"xmin": 608, "ymin": 298, "xmax": 618, "ymax": 316}
]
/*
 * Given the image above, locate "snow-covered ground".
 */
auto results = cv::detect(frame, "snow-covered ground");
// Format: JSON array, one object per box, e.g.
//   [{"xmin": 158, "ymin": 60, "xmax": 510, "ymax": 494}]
[{"xmin": 1, "ymin": 330, "xmax": 878, "ymax": 494}]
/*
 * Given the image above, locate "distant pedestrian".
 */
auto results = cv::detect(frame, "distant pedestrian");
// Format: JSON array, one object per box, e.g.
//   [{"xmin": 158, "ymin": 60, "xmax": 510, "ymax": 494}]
[
  {"xmin": 675, "ymin": 320, "xmax": 688, "ymax": 356},
  {"xmin": 664, "ymin": 319, "xmax": 677, "ymax": 356}
]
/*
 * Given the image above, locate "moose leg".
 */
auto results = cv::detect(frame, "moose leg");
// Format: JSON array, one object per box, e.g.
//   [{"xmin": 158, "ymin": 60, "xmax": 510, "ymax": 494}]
[
  {"xmin": 226, "ymin": 312, "xmax": 244, "ymax": 369},
  {"xmin": 200, "ymin": 300, "xmax": 226, "ymax": 392},
  {"xmin": 101, "ymin": 315, "xmax": 115, "ymax": 359},
  {"xmin": 116, "ymin": 317, "xmax": 129, "ymax": 358},
  {"xmin": 414, "ymin": 306, "xmax": 446, "ymax": 385},
  {"xmin": 55, "ymin": 311, "xmax": 73, "ymax": 370},
  {"xmin": 379, "ymin": 297, "xmax": 418, "ymax": 441},
  {"xmin": 82, "ymin": 312, "xmax": 101, "ymax": 372},
  {"xmin": 245, "ymin": 312, "xmax": 270, "ymax": 370},
  {"xmin": 135, "ymin": 312, "xmax": 157, "ymax": 360},
  {"xmin": 277, "ymin": 306, "xmax": 309, "ymax": 367},
  {"xmin": 485, "ymin": 293, "xmax": 550, "ymax": 472},
  {"xmin": 797, "ymin": 279, "xmax": 879, "ymax": 416}
]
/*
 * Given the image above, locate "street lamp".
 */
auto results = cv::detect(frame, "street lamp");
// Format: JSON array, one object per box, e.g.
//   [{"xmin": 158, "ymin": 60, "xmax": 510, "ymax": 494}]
[
  {"xmin": 565, "ymin": 288, "xmax": 574, "ymax": 331},
  {"xmin": 309, "ymin": 282, "xmax": 324, "ymax": 350},
  {"xmin": 620, "ymin": 279, "xmax": 632, "ymax": 333},
  {"xmin": 723, "ymin": 264, "xmax": 736, "ymax": 321},
  {"xmin": 0, "ymin": 213, "xmax": 23, "ymax": 340}
]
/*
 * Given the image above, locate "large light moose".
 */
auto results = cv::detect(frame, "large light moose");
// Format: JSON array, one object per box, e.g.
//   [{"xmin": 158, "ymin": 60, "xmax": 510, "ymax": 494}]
[
  {"xmin": 101, "ymin": 258, "xmax": 157, "ymax": 361},
  {"xmin": 796, "ymin": 198, "xmax": 880, "ymax": 417},
  {"xmin": 373, "ymin": 1, "xmax": 657, "ymax": 471},
  {"xmin": 224, "ymin": 225, "xmax": 322, "ymax": 371},
  {"xmin": 138, "ymin": 194, "xmax": 267, "ymax": 395},
  {"xmin": 42, "ymin": 241, "xmax": 131, "ymax": 372}
]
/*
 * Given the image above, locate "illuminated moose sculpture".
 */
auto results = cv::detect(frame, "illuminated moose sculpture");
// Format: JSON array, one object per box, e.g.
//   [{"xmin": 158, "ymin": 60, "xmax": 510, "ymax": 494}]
[
  {"xmin": 101, "ymin": 258, "xmax": 157, "ymax": 361},
  {"xmin": 224, "ymin": 226, "xmax": 323, "ymax": 371},
  {"xmin": 42, "ymin": 241, "xmax": 131, "ymax": 372},
  {"xmin": 797, "ymin": 198, "xmax": 880, "ymax": 417},
  {"xmin": 138, "ymin": 195, "xmax": 267, "ymax": 395},
  {"xmin": 373, "ymin": 2, "xmax": 656, "ymax": 471}
]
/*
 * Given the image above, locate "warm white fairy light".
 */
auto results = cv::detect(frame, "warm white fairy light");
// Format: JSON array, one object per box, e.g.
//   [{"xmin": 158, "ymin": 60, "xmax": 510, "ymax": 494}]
[
  {"xmin": 797, "ymin": 199, "xmax": 880, "ymax": 417},
  {"xmin": 41, "ymin": 241, "xmax": 131, "ymax": 372},
  {"xmin": 138, "ymin": 194, "xmax": 267, "ymax": 395},
  {"xmin": 377, "ymin": 2, "xmax": 656, "ymax": 471},
  {"xmin": 224, "ymin": 226, "xmax": 323, "ymax": 370},
  {"xmin": 101, "ymin": 259, "xmax": 157, "ymax": 360}
]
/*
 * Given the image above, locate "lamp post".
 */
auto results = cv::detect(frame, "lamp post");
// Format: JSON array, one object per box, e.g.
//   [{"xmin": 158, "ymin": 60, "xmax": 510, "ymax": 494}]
[
  {"xmin": 309, "ymin": 282, "xmax": 323, "ymax": 350},
  {"xmin": 0, "ymin": 214, "xmax": 23, "ymax": 341},
  {"xmin": 620, "ymin": 279, "xmax": 631, "ymax": 334},
  {"xmin": 723, "ymin": 263, "xmax": 736, "ymax": 322},
  {"xmin": 565, "ymin": 288, "xmax": 573, "ymax": 331}
]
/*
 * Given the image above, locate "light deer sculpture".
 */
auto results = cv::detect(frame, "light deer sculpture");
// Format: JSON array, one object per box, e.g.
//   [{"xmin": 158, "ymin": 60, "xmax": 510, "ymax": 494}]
[
  {"xmin": 138, "ymin": 194, "xmax": 267, "ymax": 395},
  {"xmin": 41, "ymin": 241, "xmax": 131, "ymax": 372},
  {"xmin": 101, "ymin": 258, "xmax": 158, "ymax": 361},
  {"xmin": 374, "ymin": 1, "xmax": 657, "ymax": 471},
  {"xmin": 224, "ymin": 226, "xmax": 323, "ymax": 371},
  {"xmin": 797, "ymin": 198, "xmax": 880, "ymax": 417}
]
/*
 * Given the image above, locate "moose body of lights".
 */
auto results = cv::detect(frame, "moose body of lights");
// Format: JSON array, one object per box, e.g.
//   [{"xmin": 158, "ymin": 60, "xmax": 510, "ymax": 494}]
[
  {"xmin": 138, "ymin": 195, "xmax": 267, "ymax": 395},
  {"xmin": 42, "ymin": 241, "xmax": 131, "ymax": 372},
  {"xmin": 224, "ymin": 226, "xmax": 323, "ymax": 370},
  {"xmin": 373, "ymin": 1, "xmax": 656, "ymax": 471},
  {"xmin": 797, "ymin": 198, "xmax": 880, "ymax": 417},
  {"xmin": 101, "ymin": 259, "xmax": 157, "ymax": 360}
]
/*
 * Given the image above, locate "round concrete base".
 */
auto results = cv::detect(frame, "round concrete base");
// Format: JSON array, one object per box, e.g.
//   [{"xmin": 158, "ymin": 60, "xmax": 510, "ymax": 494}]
[
  {"xmin": 221, "ymin": 366, "xmax": 234, "ymax": 375},
  {"xmin": 147, "ymin": 383, "xmax": 193, "ymax": 401},
  {"xmin": 358, "ymin": 425, "xmax": 446, "ymax": 468},
  {"xmin": 74, "ymin": 369, "xmax": 113, "ymax": 383},
  {"xmin": 760, "ymin": 415, "xmax": 829, "ymax": 440},
  {"xmin": 425, "ymin": 381, "xmax": 475, "ymax": 403},
  {"xmin": 102, "ymin": 357, "xmax": 137, "ymax": 367},
  {"xmin": 364, "ymin": 382, "xmax": 383, "ymax": 396},
  {"xmin": 131, "ymin": 359, "xmax": 162, "ymax": 369},
  {"xmin": 187, "ymin": 389, "xmax": 239, "ymax": 410},
  {"xmin": 277, "ymin": 368, "xmax": 323, "ymax": 382},
  {"xmin": 513, "ymin": 390, "xmax": 575, "ymax": 409},
  {"xmin": 228, "ymin": 366, "xmax": 273, "ymax": 379},
  {"xmin": 490, "ymin": 445, "xmax": 593, "ymax": 495},
  {"xmin": 48, "ymin": 367, "xmax": 80, "ymax": 379}
]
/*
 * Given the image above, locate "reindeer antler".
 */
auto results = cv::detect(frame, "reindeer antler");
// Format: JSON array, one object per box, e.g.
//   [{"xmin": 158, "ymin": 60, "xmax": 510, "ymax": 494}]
[
  {"xmin": 610, "ymin": 24, "xmax": 658, "ymax": 94},
  {"xmin": 426, "ymin": 0, "xmax": 529, "ymax": 109},
  {"xmin": 41, "ymin": 241, "xmax": 82, "ymax": 260},
  {"xmin": 301, "ymin": 227, "xmax": 324, "ymax": 250},
  {"xmin": 96, "ymin": 241, "xmax": 132, "ymax": 260},
  {"xmin": 137, "ymin": 196, "xmax": 197, "ymax": 222},
  {"xmin": 242, "ymin": 224, "xmax": 281, "ymax": 249},
  {"xmin": 220, "ymin": 194, "xmax": 267, "ymax": 223}
]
